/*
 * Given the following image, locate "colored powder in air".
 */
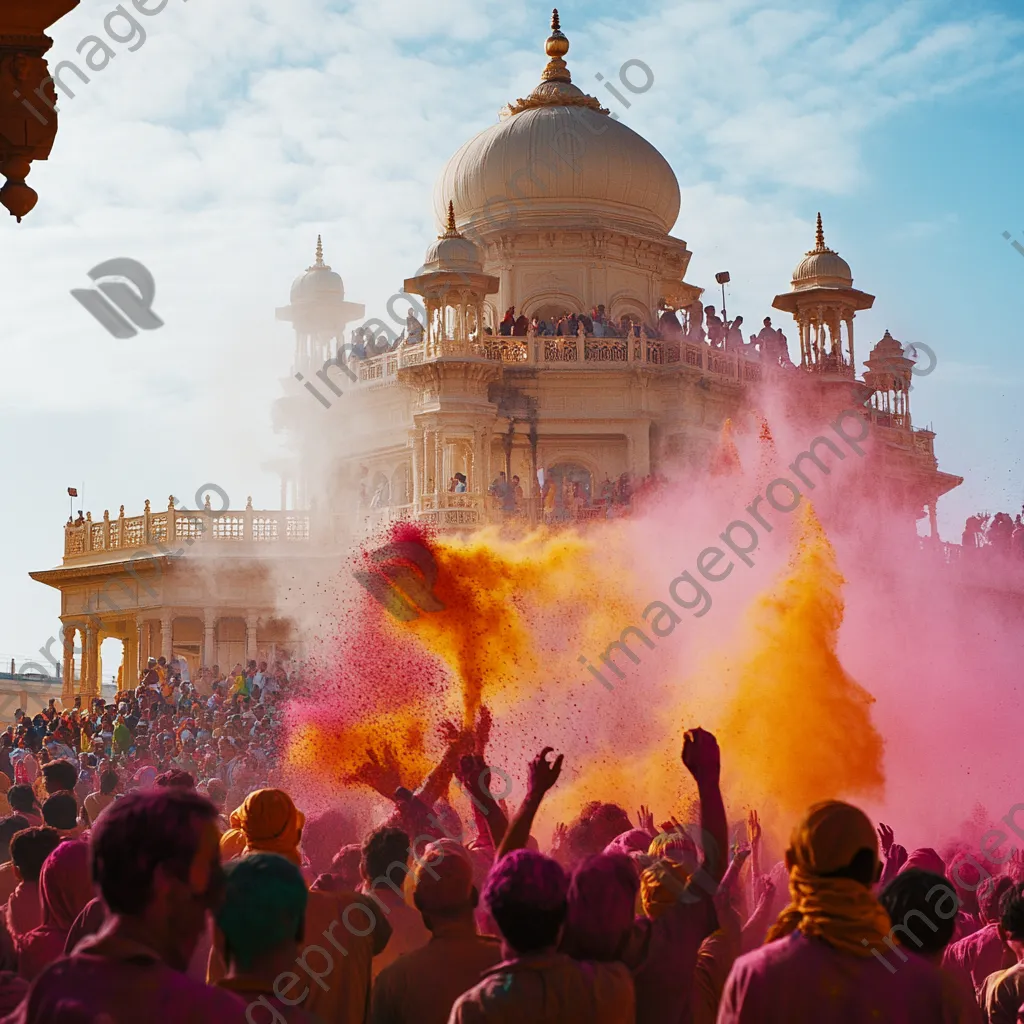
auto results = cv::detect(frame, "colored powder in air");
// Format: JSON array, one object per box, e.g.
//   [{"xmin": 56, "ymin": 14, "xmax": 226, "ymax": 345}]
[
  {"xmin": 707, "ymin": 501, "xmax": 886, "ymax": 827},
  {"xmin": 402, "ymin": 526, "xmax": 635, "ymax": 724}
]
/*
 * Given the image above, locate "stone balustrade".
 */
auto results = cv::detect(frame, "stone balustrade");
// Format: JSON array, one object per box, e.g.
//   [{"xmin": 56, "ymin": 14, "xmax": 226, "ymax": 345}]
[
  {"xmin": 63, "ymin": 497, "xmax": 315, "ymax": 561},
  {"xmin": 351, "ymin": 335, "xmax": 768, "ymax": 387}
]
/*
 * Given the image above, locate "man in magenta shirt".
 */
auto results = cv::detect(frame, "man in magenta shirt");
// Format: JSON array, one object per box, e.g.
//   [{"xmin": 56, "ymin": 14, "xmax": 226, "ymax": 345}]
[{"xmin": 717, "ymin": 800, "xmax": 961, "ymax": 1023}]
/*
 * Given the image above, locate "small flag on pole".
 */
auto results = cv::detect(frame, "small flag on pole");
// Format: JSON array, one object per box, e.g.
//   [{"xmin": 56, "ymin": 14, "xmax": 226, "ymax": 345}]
[{"xmin": 67, "ymin": 487, "xmax": 78, "ymax": 497}]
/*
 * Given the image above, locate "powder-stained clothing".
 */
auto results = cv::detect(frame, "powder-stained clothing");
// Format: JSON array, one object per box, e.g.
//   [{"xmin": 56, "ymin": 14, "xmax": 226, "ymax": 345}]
[
  {"xmin": 82, "ymin": 790, "xmax": 116, "ymax": 825},
  {"xmin": 209, "ymin": 887, "xmax": 383, "ymax": 1024},
  {"xmin": 717, "ymin": 932, "xmax": 961, "ymax": 1023},
  {"xmin": 2, "ymin": 921, "xmax": 249, "ymax": 1024},
  {"xmin": 3, "ymin": 883, "xmax": 40, "ymax": 942},
  {"xmin": 368, "ymin": 888, "xmax": 431, "ymax": 979},
  {"xmin": 692, "ymin": 913, "xmax": 742, "ymax": 1024},
  {"xmin": 448, "ymin": 952, "xmax": 634, "ymax": 1024},
  {"xmin": 370, "ymin": 929, "xmax": 501, "ymax": 1024},
  {"xmin": 945, "ymin": 923, "xmax": 1015, "ymax": 995},
  {"xmin": 622, "ymin": 877, "xmax": 718, "ymax": 1024},
  {"xmin": 979, "ymin": 962, "xmax": 1024, "ymax": 1024},
  {"xmin": 216, "ymin": 978, "xmax": 320, "ymax": 1023}
]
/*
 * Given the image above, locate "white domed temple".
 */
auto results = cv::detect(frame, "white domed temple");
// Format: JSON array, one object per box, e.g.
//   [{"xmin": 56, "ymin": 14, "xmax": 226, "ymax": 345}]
[{"xmin": 29, "ymin": 10, "xmax": 962, "ymax": 702}]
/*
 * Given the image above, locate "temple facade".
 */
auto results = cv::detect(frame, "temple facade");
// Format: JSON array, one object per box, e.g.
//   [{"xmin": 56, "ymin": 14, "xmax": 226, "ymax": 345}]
[
  {"xmin": 272, "ymin": 12, "xmax": 961, "ymax": 539},
  {"xmin": 29, "ymin": 11, "xmax": 963, "ymax": 700}
]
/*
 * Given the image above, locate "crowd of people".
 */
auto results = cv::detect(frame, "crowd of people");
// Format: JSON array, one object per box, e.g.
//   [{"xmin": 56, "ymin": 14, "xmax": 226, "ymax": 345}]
[
  {"xmin": 962, "ymin": 511, "xmax": 1024, "ymax": 559},
  {"xmin": 0, "ymin": 663, "xmax": 1020, "ymax": 1021},
  {"xmin": 485, "ymin": 471, "xmax": 664, "ymax": 523},
  {"xmin": 338, "ymin": 296, "xmax": 797, "ymax": 370}
]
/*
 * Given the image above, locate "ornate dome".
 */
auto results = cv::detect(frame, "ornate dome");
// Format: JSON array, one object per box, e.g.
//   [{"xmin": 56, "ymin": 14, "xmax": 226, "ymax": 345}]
[
  {"xmin": 419, "ymin": 202, "xmax": 483, "ymax": 273},
  {"xmin": 290, "ymin": 236, "xmax": 345, "ymax": 304},
  {"xmin": 870, "ymin": 329, "xmax": 904, "ymax": 360},
  {"xmin": 432, "ymin": 11, "xmax": 680, "ymax": 237},
  {"xmin": 791, "ymin": 213, "xmax": 853, "ymax": 290}
]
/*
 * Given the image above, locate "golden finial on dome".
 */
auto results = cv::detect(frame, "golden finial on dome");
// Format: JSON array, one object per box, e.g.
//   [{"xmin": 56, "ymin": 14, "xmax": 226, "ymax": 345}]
[
  {"xmin": 315, "ymin": 234, "xmax": 325, "ymax": 266},
  {"xmin": 542, "ymin": 8, "xmax": 571, "ymax": 83},
  {"xmin": 439, "ymin": 199, "xmax": 463, "ymax": 239},
  {"xmin": 815, "ymin": 212, "xmax": 825, "ymax": 251}
]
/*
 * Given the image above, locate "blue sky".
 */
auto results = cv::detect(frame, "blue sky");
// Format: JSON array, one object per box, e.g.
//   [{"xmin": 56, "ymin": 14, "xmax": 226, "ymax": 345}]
[{"xmin": 0, "ymin": 0, "xmax": 1021, "ymax": 672}]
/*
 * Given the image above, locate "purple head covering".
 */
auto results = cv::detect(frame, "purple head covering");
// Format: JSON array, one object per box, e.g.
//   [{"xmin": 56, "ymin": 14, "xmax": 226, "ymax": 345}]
[
  {"xmin": 483, "ymin": 850, "xmax": 567, "ymax": 917},
  {"xmin": 901, "ymin": 848, "xmax": 945, "ymax": 876}
]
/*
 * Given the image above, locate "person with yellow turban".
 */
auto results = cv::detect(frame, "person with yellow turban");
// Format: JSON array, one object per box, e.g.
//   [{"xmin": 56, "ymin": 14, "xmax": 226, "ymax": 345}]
[
  {"xmin": 208, "ymin": 788, "xmax": 391, "ymax": 1024},
  {"xmin": 718, "ymin": 800, "xmax": 963, "ymax": 1022}
]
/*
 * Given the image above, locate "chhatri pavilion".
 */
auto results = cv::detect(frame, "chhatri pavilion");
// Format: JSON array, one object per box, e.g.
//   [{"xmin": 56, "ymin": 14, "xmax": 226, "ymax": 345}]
[{"xmin": 29, "ymin": 11, "xmax": 961, "ymax": 703}]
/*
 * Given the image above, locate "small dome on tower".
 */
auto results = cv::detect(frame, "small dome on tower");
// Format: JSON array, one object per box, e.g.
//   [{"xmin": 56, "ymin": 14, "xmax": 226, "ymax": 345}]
[
  {"xmin": 791, "ymin": 213, "xmax": 853, "ymax": 290},
  {"xmin": 870, "ymin": 329, "xmax": 904, "ymax": 360},
  {"xmin": 419, "ymin": 202, "xmax": 483, "ymax": 273},
  {"xmin": 290, "ymin": 236, "xmax": 345, "ymax": 304}
]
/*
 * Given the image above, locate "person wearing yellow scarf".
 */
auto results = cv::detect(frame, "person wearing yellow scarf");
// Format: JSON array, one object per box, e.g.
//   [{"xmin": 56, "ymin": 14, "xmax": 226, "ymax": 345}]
[
  {"xmin": 717, "ymin": 800, "xmax": 958, "ymax": 1023},
  {"xmin": 765, "ymin": 800, "xmax": 891, "ymax": 956}
]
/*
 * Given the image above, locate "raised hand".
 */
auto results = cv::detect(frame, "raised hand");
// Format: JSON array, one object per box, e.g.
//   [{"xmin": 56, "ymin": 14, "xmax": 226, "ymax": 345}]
[
  {"xmin": 438, "ymin": 719, "xmax": 461, "ymax": 746},
  {"xmin": 754, "ymin": 873, "xmax": 775, "ymax": 905},
  {"xmin": 1010, "ymin": 846, "xmax": 1024, "ymax": 882},
  {"xmin": 877, "ymin": 822, "xmax": 895, "ymax": 857},
  {"xmin": 347, "ymin": 742, "xmax": 404, "ymax": 798},
  {"xmin": 475, "ymin": 705, "xmax": 492, "ymax": 756},
  {"xmin": 747, "ymin": 809, "xmax": 762, "ymax": 846},
  {"xmin": 682, "ymin": 727, "xmax": 721, "ymax": 786},
  {"xmin": 636, "ymin": 804, "xmax": 655, "ymax": 835},
  {"xmin": 527, "ymin": 747, "xmax": 564, "ymax": 798}
]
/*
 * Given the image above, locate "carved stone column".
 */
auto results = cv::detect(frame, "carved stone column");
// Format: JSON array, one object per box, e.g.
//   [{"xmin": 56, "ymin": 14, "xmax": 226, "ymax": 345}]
[
  {"xmin": 203, "ymin": 608, "xmax": 216, "ymax": 668},
  {"xmin": 245, "ymin": 614, "xmax": 258, "ymax": 664},
  {"xmin": 60, "ymin": 624, "xmax": 75, "ymax": 704},
  {"xmin": 83, "ymin": 623, "xmax": 99, "ymax": 697},
  {"xmin": 160, "ymin": 611, "xmax": 173, "ymax": 662}
]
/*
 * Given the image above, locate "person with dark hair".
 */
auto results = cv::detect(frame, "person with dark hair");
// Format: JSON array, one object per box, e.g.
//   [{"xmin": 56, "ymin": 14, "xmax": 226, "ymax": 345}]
[
  {"xmin": 9, "ymin": 790, "xmax": 248, "ymax": 1022},
  {"xmin": 82, "ymin": 769, "xmax": 118, "ymax": 826},
  {"xmin": 449, "ymin": 847, "xmax": 633, "ymax": 1022},
  {"xmin": 946, "ymin": 874, "xmax": 1017, "ymax": 995},
  {"xmin": 362, "ymin": 825, "xmax": 430, "ymax": 977},
  {"xmin": 213, "ymin": 853, "xmax": 317, "ymax": 1022},
  {"xmin": 41, "ymin": 793, "xmax": 82, "ymax": 838},
  {"xmin": 980, "ymin": 884, "xmax": 1024, "ymax": 1024},
  {"xmin": 0, "ymin": 816, "xmax": 29, "ymax": 906},
  {"xmin": 718, "ymin": 801, "xmax": 963, "ymax": 1022},
  {"xmin": 6, "ymin": 788, "xmax": 39, "ymax": 827},
  {"xmin": 371, "ymin": 839, "xmax": 501, "ymax": 1024},
  {"xmin": 4, "ymin": 827, "xmax": 63, "ymax": 940},
  {"xmin": 154, "ymin": 768, "xmax": 195, "ymax": 790}
]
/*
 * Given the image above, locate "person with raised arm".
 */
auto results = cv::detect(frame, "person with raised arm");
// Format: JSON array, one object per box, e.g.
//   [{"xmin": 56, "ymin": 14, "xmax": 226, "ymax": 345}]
[{"xmin": 448, "ymin": 747, "xmax": 635, "ymax": 1023}]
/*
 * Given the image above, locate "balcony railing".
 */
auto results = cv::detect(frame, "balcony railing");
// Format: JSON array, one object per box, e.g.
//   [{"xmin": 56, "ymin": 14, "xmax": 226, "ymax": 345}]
[
  {"xmin": 351, "ymin": 336, "xmax": 766, "ymax": 387},
  {"xmin": 64, "ymin": 498, "xmax": 315, "ymax": 561}
]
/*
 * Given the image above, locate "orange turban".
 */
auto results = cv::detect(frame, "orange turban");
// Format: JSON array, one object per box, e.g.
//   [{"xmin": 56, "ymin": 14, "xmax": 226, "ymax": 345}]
[
  {"xmin": 219, "ymin": 828, "xmax": 247, "ymax": 862},
  {"xmin": 232, "ymin": 789, "xmax": 305, "ymax": 867},
  {"xmin": 766, "ymin": 800, "xmax": 890, "ymax": 956},
  {"xmin": 640, "ymin": 858, "xmax": 692, "ymax": 920}
]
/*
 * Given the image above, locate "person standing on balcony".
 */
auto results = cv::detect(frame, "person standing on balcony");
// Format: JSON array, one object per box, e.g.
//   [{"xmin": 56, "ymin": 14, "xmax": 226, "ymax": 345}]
[
  {"xmin": 513, "ymin": 312, "xmax": 529, "ymax": 336},
  {"xmin": 705, "ymin": 307, "xmax": 724, "ymax": 347},
  {"xmin": 499, "ymin": 308, "xmax": 515, "ymax": 336},
  {"xmin": 724, "ymin": 316, "xmax": 745, "ymax": 353},
  {"xmin": 454, "ymin": 473, "xmax": 467, "ymax": 494}
]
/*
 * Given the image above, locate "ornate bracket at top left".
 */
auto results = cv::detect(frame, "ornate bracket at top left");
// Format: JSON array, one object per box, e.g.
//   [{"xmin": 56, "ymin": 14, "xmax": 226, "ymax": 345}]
[{"xmin": 0, "ymin": 0, "xmax": 80, "ymax": 222}]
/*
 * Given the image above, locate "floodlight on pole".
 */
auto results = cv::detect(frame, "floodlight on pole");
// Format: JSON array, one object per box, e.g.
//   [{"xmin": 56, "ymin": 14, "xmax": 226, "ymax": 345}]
[{"xmin": 715, "ymin": 271, "xmax": 731, "ymax": 321}]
